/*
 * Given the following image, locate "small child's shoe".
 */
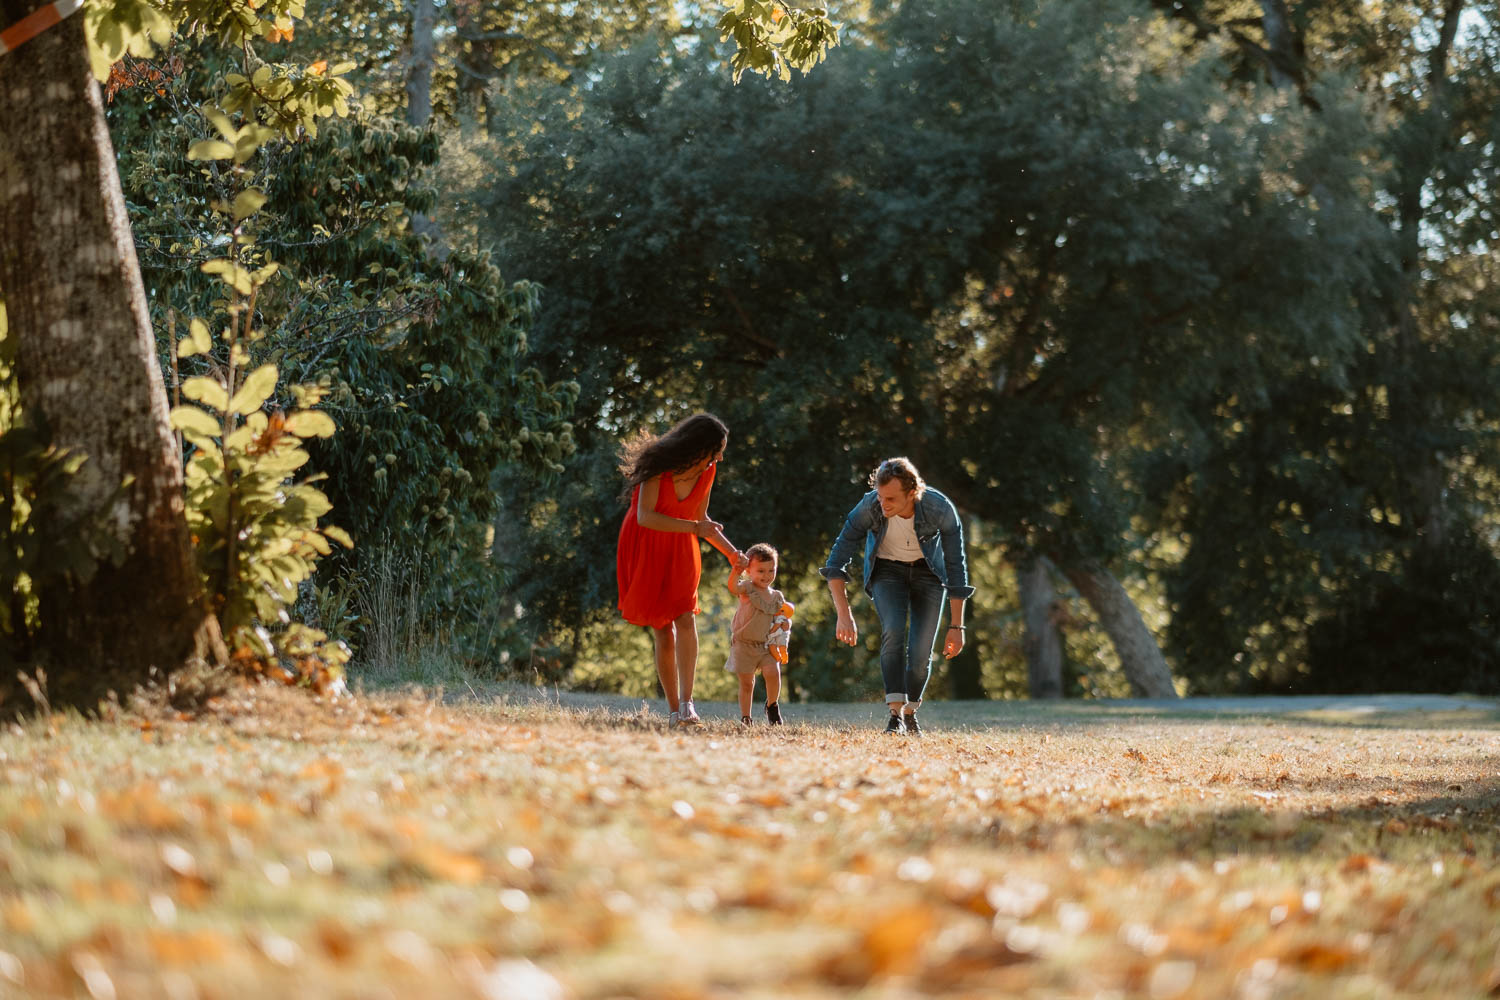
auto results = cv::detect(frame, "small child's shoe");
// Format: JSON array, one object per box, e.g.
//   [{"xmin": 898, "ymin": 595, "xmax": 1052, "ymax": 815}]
[
  {"xmin": 741, "ymin": 715, "xmax": 752, "ymax": 727},
  {"xmin": 681, "ymin": 700, "xmax": 704, "ymax": 727},
  {"xmin": 669, "ymin": 710, "xmax": 681, "ymax": 728},
  {"xmin": 766, "ymin": 702, "xmax": 783, "ymax": 726}
]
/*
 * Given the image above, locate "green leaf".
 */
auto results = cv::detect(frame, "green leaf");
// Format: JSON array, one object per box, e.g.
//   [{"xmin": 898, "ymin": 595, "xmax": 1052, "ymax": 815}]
[{"xmin": 228, "ymin": 364, "xmax": 279, "ymax": 416}]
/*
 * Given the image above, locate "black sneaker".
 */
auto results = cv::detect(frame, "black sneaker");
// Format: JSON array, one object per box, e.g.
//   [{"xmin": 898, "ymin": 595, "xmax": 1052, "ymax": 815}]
[
  {"xmin": 884, "ymin": 713, "xmax": 906, "ymax": 735},
  {"xmin": 767, "ymin": 702, "xmax": 783, "ymax": 726},
  {"xmin": 904, "ymin": 712, "xmax": 922, "ymax": 736}
]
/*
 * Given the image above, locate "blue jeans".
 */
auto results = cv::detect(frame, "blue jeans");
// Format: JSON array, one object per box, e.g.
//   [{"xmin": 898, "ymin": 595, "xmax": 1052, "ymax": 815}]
[{"xmin": 869, "ymin": 557, "xmax": 945, "ymax": 706}]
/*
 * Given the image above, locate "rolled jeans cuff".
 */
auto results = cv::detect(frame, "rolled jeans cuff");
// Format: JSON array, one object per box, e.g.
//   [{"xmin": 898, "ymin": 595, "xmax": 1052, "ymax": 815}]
[{"xmin": 885, "ymin": 693, "xmax": 908, "ymax": 705}]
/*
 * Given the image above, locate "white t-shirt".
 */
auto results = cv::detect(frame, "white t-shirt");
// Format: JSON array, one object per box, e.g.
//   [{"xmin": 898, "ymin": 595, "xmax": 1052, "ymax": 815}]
[{"xmin": 876, "ymin": 513, "xmax": 923, "ymax": 561}]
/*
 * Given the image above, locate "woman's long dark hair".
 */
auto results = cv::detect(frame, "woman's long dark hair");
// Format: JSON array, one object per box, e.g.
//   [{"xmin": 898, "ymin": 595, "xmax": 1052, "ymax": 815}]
[{"xmin": 619, "ymin": 413, "xmax": 728, "ymax": 500}]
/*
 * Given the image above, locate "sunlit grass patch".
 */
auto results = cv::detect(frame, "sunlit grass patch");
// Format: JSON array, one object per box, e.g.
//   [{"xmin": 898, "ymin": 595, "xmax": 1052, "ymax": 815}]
[{"xmin": 1, "ymin": 685, "xmax": 1497, "ymax": 998}]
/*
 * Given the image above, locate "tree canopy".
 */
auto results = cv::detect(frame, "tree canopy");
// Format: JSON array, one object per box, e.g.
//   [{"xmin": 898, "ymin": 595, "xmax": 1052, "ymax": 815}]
[{"xmin": 3, "ymin": 0, "xmax": 1499, "ymax": 704}]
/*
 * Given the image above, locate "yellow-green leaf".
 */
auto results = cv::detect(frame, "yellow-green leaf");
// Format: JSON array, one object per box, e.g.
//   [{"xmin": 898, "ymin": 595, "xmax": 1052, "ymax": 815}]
[
  {"xmin": 188, "ymin": 140, "xmax": 235, "ymax": 161},
  {"xmin": 181, "ymin": 376, "xmax": 230, "ymax": 412},
  {"xmin": 232, "ymin": 189, "xmax": 268, "ymax": 221},
  {"xmin": 170, "ymin": 406, "xmax": 221, "ymax": 438},
  {"xmin": 228, "ymin": 364, "xmax": 279, "ymax": 416},
  {"xmin": 177, "ymin": 318, "xmax": 213, "ymax": 359},
  {"xmin": 202, "ymin": 258, "xmax": 253, "ymax": 295},
  {"xmin": 285, "ymin": 411, "xmax": 336, "ymax": 438}
]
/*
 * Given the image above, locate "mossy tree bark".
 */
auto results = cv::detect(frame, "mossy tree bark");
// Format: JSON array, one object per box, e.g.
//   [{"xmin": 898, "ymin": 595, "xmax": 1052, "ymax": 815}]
[{"xmin": 0, "ymin": 8, "xmax": 224, "ymax": 710}]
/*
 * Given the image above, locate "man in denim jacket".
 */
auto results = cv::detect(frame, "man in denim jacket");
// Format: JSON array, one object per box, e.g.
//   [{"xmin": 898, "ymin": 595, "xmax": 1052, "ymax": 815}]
[{"xmin": 821, "ymin": 457, "xmax": 975, "ymax": 735}]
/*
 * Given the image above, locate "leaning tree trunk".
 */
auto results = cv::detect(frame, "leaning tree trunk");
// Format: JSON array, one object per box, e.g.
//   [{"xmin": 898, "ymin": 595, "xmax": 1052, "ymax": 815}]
[
  {"xmin": 1017, "ymin": 554, "xmax": 1062, "ymax": 699},
  {"xmin": 405, "ymin": 0, "xmax": 435, "ymax": 127},
  {"xmin": 0, "ymin": 8, "xmax": 223, "ymax": 709},
  {"xmin": 1059, "ymin": 559, "xmax": 1177, "ymax": 698},
  {"xmin": 404, "ymin": 0, "xmax": 446, "ymax": 257},
  {"xmin": 1389, "ymin": 0, "xmax": 1464, "ymax": 561}
]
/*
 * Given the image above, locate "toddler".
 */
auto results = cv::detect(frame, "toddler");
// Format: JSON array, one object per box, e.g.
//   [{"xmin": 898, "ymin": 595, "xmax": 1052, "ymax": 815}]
[{"xmin": 724, "ymin": 543, "xmax": 793, "ymax": 725}]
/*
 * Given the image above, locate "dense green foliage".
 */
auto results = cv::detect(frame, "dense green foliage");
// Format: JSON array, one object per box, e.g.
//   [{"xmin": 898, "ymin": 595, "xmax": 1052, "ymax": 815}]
[
  {"xmin": 454, "ymin": 0, "xmax": 1457, "ymax": 694},
  {"xmin": 9, "ymin": 0, "xmax": 1499, "ymax": 697},
  {"xmin": 99, "ymin": 41, "xmax": 579, "ymax": 662}
]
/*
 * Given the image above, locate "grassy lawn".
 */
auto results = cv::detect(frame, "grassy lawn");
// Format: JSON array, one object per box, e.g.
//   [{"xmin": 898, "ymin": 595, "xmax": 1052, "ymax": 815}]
[{"xmin": 2, "ymin": 684, "xmax": 1499, "ymax": 999}]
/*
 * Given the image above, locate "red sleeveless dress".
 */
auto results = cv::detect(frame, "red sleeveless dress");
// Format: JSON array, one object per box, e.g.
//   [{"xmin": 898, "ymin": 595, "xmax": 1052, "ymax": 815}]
[{"xmin": 617, "ymin": 464, "xmax": 716, "ymax": 628}]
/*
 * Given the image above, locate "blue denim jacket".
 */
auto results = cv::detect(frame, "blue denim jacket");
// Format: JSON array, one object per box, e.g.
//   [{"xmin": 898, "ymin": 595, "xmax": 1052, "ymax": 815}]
[{"xmin": 819, "ymin": 487, "xmax": 976, "ymax": 600}]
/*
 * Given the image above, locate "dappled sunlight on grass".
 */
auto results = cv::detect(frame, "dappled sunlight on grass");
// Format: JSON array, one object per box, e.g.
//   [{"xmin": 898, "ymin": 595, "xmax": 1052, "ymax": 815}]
[{"xmin": 1, "ymin": 685, "xmax": 1497, "ymax": 997}]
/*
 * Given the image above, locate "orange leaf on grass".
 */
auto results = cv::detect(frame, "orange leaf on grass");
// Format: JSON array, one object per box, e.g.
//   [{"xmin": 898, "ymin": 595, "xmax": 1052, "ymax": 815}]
[
  {"xmin": 1281, "ymin": 941, "xmax": 1358, "ymax": 972},
  {"xmin": 409, "ymin": 846, "xmax": 487, "ymax": 886},
  {"xmin": 99, "ymin": 785, "xmax": 188, "ymax": 832},
  {"xmin": 3, "ymin": 900, "xmax": 36, "ymax": 934},
  {"xmin": 820, "ymin": 904, "xmax": 940, "ymax": 983},
  {"xmin": 225, "ymin": 801, "xmax": 263, "ymax": 829},
  {"xmin": 316, "ymin": 919, "xmax": 359, "ymax": 962},
  {"xmin": 146, "ymin": 929, "xmax": 231, "ymax": 965}
]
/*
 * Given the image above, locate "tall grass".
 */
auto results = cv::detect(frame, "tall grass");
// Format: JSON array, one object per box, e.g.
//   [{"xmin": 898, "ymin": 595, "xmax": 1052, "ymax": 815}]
[{"xmin": 348, "ymin": 547, "xmax": 473, "ymax": 690}]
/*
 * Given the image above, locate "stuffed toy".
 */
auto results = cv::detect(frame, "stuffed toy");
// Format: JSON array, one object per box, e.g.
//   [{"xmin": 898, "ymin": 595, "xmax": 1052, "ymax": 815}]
[{"xmin": 767, "ymin": 602, "xmax": 795, "ymax": 664}]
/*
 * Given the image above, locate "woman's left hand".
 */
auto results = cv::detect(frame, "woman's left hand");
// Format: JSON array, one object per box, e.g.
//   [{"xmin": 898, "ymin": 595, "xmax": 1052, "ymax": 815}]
[{"xmin": 942, "ymin": 626, "xmax": 965, "ymax": 659}]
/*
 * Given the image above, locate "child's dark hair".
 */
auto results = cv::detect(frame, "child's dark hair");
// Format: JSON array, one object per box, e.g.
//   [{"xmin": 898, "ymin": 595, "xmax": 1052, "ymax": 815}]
[
  {"xmin": 869, "ymin": 456, "xmax": 927, "ymax": 500},
  {"xmin": 619, "ymin": 413, "xmax": 728, "ymax": 499},
  {"xmin": 745, "ymin": 542, "xmax": 778, "ymax": 566}
]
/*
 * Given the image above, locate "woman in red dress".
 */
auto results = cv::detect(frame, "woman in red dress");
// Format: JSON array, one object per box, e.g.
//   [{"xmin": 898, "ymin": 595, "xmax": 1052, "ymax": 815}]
[{"xmin": 617, "ymin": 413, "xmax": 745, "ymax": 727}]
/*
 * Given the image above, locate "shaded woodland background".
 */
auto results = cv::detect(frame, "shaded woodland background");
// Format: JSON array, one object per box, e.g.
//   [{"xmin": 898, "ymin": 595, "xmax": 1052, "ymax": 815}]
[{"xmin": 4, "ymin": 0, "xmax": 1500, "ymax": 706}]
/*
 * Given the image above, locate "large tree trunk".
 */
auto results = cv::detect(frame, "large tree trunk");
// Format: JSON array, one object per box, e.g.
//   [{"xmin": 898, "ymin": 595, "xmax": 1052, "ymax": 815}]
[
  {"xmin": 1059, "ymin": 560, "xmax": 1177, "ymax": 698},
  {"xmin": 0, "ymin": 9, "xmax": 223, "ymax": 709},
  {"xmin": 1017, "ymin": 555, "xmax": 1062, "ymax": 699}
]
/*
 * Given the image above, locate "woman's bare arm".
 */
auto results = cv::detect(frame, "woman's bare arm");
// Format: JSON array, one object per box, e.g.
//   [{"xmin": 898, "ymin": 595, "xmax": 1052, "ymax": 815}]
[{"xmin": 635, "ymin": 476, "xmax": 712, "ymax": 534}]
